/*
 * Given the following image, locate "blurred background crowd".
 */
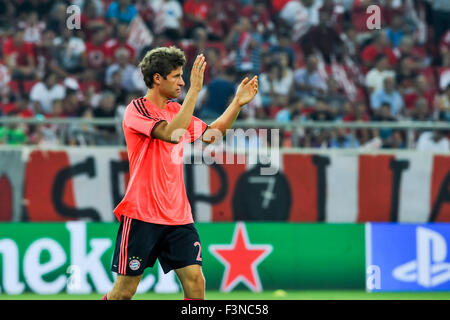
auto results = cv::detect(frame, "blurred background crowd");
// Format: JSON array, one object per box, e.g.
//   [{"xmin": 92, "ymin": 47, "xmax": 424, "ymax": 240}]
[{"xmin": 0, "ymin": 0, "xmax": 449, "ymax": 150}]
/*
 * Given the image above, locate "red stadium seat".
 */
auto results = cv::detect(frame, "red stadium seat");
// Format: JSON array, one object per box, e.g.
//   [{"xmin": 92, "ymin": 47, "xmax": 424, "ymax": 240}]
[
  {"xmin": 79, "ymin": 81, "xmax": 102, "ymax": 93},
  {"xmin": 420, "ymin": 67, "xmax": 438, "ymax": 90},
  {"xmin": 23, "ymin": 80, "xmax": 39, "ymax": 94},
  {"xmin": 268, "ymin": 106, "xmax": 283, "ymax": 118},
  {"xmin": 8, "ymin": 81, "xmax": 20, "ymax": 94}
]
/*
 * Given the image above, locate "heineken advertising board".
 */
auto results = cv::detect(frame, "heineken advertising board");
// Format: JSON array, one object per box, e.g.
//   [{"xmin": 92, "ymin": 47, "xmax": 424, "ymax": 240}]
[{"xmin": 0, "ymin": 222, "xmax": 365, "ymax": 294}]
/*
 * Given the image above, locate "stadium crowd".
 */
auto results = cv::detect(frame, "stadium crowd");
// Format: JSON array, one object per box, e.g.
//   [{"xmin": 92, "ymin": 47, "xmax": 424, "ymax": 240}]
[{"xmin": 0, "ymin": 0, "xmax": 449, "ymax": 150}]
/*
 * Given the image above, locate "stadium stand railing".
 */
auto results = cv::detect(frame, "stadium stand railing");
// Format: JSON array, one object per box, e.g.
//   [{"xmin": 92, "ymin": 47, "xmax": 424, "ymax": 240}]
[{"xmin": 0, "ymin": 117, "xmax": 449, "ymax": 149}]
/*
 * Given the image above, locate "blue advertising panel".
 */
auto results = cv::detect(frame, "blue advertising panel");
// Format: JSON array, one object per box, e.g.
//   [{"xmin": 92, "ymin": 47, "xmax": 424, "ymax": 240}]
[{"xmin": 366, "ymin": 223, "xmax": 450, "ymax": 292}]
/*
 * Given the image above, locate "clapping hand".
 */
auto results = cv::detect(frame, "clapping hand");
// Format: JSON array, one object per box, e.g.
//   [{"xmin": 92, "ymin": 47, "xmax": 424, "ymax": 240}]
[{"xmin": 235, "ymin": 75, "xmax": 258, "ymax": 107}]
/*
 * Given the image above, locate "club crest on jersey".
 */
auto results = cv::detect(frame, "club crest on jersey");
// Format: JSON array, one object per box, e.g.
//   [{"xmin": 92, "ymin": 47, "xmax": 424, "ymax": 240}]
[{"xmin": 129, "ymin": 256, "xmax": 143, "ymax": 271}]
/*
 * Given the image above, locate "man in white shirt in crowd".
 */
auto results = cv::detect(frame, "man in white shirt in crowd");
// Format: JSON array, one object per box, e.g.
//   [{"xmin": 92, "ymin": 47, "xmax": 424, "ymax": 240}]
[
  {"xmin": 365, "ymin": 53, "xmax": 396, "ymax": 94},
  {"xmin": 416, "ymin": 130, "xmax": 449, "ymax": 152},
  {"xmin": 29, "ymin": 72, "xmax": 66, "ymax": 115}
]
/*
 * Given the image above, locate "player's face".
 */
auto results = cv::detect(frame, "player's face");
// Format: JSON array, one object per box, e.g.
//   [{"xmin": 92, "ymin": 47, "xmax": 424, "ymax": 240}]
[{"xmin": 160, "ymin": 66, "xmax": 185, "ymax": 99}]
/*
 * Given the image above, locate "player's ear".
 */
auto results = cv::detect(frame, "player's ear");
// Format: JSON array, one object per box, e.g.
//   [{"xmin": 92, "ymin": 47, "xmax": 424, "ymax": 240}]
[{"xmin": 153, "ymin": 73, "xmax": 162, "ymax": 86}]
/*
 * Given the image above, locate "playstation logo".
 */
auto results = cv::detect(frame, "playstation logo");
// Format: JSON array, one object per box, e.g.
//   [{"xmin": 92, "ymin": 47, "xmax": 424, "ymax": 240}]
[{"xmin": 393, "ymin": 227, "xmax": 450, "ymax": 288}]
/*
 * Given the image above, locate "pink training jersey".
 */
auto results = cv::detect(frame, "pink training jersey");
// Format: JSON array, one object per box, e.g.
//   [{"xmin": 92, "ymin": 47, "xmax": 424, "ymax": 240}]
[{"xmin": 114, "ymin": 97, "xmax": 208, "ymax": 225}]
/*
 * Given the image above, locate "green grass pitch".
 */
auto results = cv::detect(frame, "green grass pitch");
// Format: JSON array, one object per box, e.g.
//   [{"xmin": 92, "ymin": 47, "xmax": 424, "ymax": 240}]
[{"xmin": 1, "ymin": 290, "xmax": 450, "ymax": 300}]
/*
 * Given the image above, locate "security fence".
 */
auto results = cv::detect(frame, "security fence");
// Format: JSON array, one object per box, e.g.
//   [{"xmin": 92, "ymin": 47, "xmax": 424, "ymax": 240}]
[{"xmin": 0, "ymin": 117, "xmax": 449, "ymax": 149}]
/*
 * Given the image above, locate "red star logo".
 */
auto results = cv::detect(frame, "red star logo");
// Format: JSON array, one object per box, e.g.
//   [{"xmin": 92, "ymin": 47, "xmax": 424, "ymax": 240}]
[{"xmin": 209, "ymin": 222, "xmax": 273, "ymax": 292}]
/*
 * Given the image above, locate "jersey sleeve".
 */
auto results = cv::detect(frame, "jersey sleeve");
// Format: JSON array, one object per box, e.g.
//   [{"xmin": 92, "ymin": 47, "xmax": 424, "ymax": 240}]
[
  {"xmin": 185, "ymin": 115, "xmax": 208, "ymax": 143},
  {"xmin": 124, "ymin": 101, "xmax": 165, "ymax": 137}
]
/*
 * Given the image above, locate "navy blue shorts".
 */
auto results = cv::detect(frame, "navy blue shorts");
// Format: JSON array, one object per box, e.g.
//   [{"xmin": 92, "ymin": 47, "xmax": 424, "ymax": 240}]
[{"xmin": 111, "ymin": 216, "xmax": 202, "ymax": 275}]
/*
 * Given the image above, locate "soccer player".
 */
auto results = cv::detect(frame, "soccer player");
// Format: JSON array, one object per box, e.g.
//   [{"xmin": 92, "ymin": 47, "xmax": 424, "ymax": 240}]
[{"xmin": 103, "ymin": 46, "xmax": 258, "ymax": 300}]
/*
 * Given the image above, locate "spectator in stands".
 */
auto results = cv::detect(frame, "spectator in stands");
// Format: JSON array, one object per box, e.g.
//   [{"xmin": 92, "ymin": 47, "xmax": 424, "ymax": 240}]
[
  {"xmin": 292, "ymin": 54, "xmax": 327, "ymax": 99},
  {"xmin": 438, "ymin": 49, "xmax": 450, "ymax": 90},
  {"xmin": 300, "ymin": 10, "xmax": 344, "ymax": 63},
  {"xmin": 411, "ymin": 97, "xmax": 432, "ymax": 121},
  {"xmin": 439, "ymin": 29, "xmax": 450, "ymax": 68},
  {"xmin": 416, "ymin": 130, "xmax": 449, "ymax": 152},
  {"xmin": 0, "ymin": 0, "xmax": 445, "ymax": 149},
  {"xmin": 50, "ymin": 99, "xmax": 64, "ymax": 118},
  {"xmin": 259, "ymin": 53, "xmax": 293, "ymax": 109},
  {"xmin": 182, "ymin": 27, "xmax": 209, "ymax": 73},
  {"xmin": 372, "ymin": 102, "xmax": 400, "ymax": 148},
  {"xmin": 46, "ymin": 2, "xmax": 68, "ymax": 33},
  {"xmin": 361, "ymin": 31, "xmax": 397, "ymax": 71},
  {"xmin": 319, "ymin": 0, "xmax": 345, "ymax": 29},
  {"xmin": 3, "ymin": 27, "xmax": 36, "ymax": 81},
  {"xmin": 0, "ymin": 58, "xmax": 11, "ymax": 97},
  {"xmin": 385, "ymin": 13, "xmax": 408, "ymax": 48},
  {"xmin": 203, "ymin": 47, "xmax": 223, "ymax": 85},
  {"xmin": 33, "ymin": 120, "xmax": 61, "ymax": 147},
  {"xmin": 370, "ymin": 76, "xmax": 404, "ymax": 118},
  {"xmin": 308, "ymin": 97, "xmax": 334, "ymax": 121},
  {"xmin": 275, "ymin": 96, "xmax": 304, "ymax": 147},
  {"xmin": 0, "ymin": 0, "xmax": 15, "ymax": 28},
  {"xmin": 330, "ymin": 127, "xmax": 360, "ymax": 148},
  {"xmin": 6, "ymin": 94, "xmax": 33, "ymax": 118},
  {"xmin": 431, "ymin": 0, "xmax": 450, "ymax": 46},
  {"xmin": 53, "ymin": 28, "xmax": 86, "ymax": 77},
  {"xmin": 340, "ymin": 23, "xmax": 360, "ymax": 60},
  {"xmin": 83, "ymin": 25, "xmax": 109, "ymax": 80},
  {"xmin": 105, "ymin": 48, "xmax": 136, "ymax": 92},
  {"xmin": 365, "ymin": 54, "xmax": 396, "ymax": 94},
  {"xmin": 80, "ymin": 0, "xmax": 108, "ymax": 41},
  {"xmin": 393, "ymin": 35, "xmax": 428, "ymax": 68},
  {"xmin": 183, "ymin": 0, "xmax": 209, "ymax": 38},
  {"xmin": 105, "ymin": 70, "xmax": 127, "ymax": 106},
  {"xmin": 434, "ymin": 83, "xmax": 450, "ymax": 122},
  {"xmin": 325, "ymin": 77, "xmax": 347, "ymax": 116},
  {"xmin": 150, "ymin": 0, "xmax": 184, "ymax": 40},
  {"xmin": 279, "ymin": 0, "xmax": 320, "ymax": 41},
  {"xmin": 350, "ymin": 0, "xmax": 372, "ymax": 34},
  {"xmin": 34, "ymin": 29, "xmax": 59, "ymax": 79},
  {"xmin": 68, "ymin": 107, "xmax": 96, "ymax": 146},
  {"xmin": 106, "ymin": 0, "xmax": 138, "ymax": 26},
  {"xmin": 403, "ymin": 74, "xmax": 436, "ymax": 113},
  {"xmin": 106, "ymin": 23, "xmax": 136, "ymax": 64},
  {"xmin": 93, "ymin": 91, "xmax": 118, "ymax": 145},
  {"xmin": 275, "ymin": 96, "xmax": 304, "ymax": 123},
  {"xmin": 342, "ymin": 101, "xmax": 374, "ymax": 145},
  {"xmin": 269, "ymin": 31, "xmax": 297, "ymax": 69},
  {"xmin": 396, "ymin": 55, "xmax": 419, "ymax": 96},
  {"xmin": 19, "ymin": 11, "xmax": 45, "ymax": 44},
  {"xmin": 225, "ymin": 17, "xmax": 262, "ymax": 76},
  {"xmin": 198, "ymin": 68, "xmax": 236, "ymax": 119},
  {"xmin": 343, "ymin": 101, "xmax": 371, "ymax": 122},
  {"xmin": 204, "ymin": 1, "xmax": 227, "ymax": 40},
  {"xmin": 2, "ymin": 124, "xmax": 28, "ymax": 145},
  {"xmin": 29, "ymin": 72, "xmax": 66, "ymax": 115},
  {"xmin": 308, "ymin": 129, "xmax": 332, "ymax": 148},
  {"xmin": 259, "ymin": 62, "xmax": 283, "ymax": 108},
  {"xmin": 0, "ymin": 87, "xmax": 12, "ymax": 116},
  {"xmin": 241, "ymin": 0, "xmax": 274, "ymax": 41},
  {"xmin": 62, "ymin": 90, "xmax": 82, "ymax": 117}
]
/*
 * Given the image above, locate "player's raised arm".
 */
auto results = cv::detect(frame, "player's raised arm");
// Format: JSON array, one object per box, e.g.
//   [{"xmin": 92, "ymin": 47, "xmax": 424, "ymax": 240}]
[
  {"xmin": 202, "ymin": 75, "xmax": 259, "ymax": 143},
  {"xmin": 151, "ymin": 54, "xmax": 207, "ymax": 143}
]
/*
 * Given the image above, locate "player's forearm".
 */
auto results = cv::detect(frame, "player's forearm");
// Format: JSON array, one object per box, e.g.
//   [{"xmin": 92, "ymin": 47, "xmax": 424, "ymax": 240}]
[
  {"xmin": 208, "ymin": 98, "xmax": 242, "ymax": 136},
  {"xmin": 163, "ymin": 88, "xmax": 200, "ymax": 141}
]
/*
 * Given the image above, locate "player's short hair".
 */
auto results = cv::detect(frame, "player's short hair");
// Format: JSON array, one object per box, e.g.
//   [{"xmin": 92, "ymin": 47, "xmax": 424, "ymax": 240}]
[{"xmin": 139, "ymin": 46, "xmax": 186, "ymax": 89}]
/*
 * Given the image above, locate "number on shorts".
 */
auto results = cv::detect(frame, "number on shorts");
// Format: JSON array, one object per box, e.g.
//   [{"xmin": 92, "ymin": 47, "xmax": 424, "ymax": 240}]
[{"xmin": 194, "ymin": 241, "xmax": 202, "ymax": 261}]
